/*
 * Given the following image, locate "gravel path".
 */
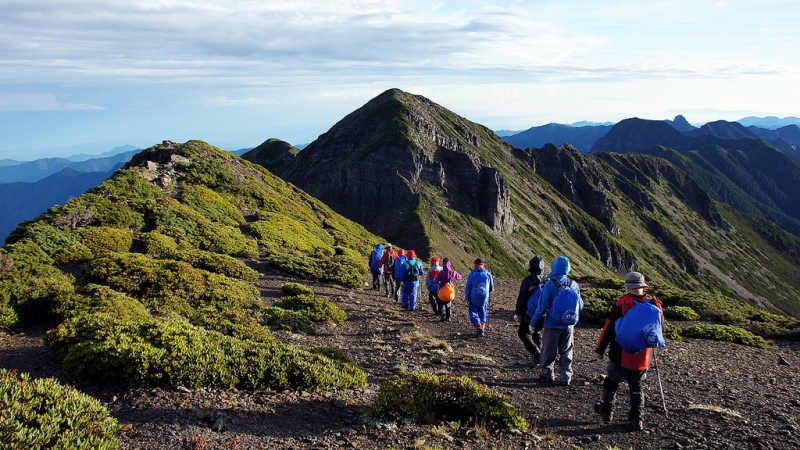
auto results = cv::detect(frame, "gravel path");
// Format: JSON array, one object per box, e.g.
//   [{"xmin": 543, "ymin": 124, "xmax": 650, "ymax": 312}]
[{"xmin": 2, "ymin": 274, "xmax": 799, "ymax": 449}]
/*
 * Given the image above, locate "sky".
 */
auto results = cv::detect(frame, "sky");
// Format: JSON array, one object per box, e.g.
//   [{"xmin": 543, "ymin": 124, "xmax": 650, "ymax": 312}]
[{"xmin": 1, "ymin": 0, "xmax": 799, "ymax": 160}]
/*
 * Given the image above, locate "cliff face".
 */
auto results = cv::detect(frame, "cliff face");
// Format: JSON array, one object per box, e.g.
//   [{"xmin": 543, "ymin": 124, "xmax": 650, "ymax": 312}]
[{"xmin": 246, "ymin": 89, "xmax": 515, "ymax": 258}]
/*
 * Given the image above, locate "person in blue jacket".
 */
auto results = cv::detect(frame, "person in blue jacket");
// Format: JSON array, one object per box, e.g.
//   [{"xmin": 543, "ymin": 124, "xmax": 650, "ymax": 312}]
[
  {"xmin": 393, "ymin": 249, "xmax": 408, "ymax": 302},
  {"xmin": 368, "ymin": 243, "xmax": 384, "ymax": 290},
  {"xmin": 529, "ymin": 255, "xmax": 583, "ymax": 385},
  {"xmin": 465, "ymin": 258, "xmax": 494, "ymax": 336},
  {"xmin": 401, "ymin": 250, "xmax": 425, "ymax": 310}
]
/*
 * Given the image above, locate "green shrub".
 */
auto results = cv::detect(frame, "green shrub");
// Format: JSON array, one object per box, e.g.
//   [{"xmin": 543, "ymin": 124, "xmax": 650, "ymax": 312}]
[
  {"xmin": 22, "ymin": 223, "xmax": 80, "ymax": 256},
  {"xmin": 141, "ymin": 232, "xmax": 258, "ymax": 280},
  {"xmin": 0, "ymin": 242, "xmax": 75, "ymax": 323},
  {"xmin": 275, "ymin": 294, "xmax": 347, "ymax": 324},
  {"xmin": 0, "ymin": 368, "xmax": 121, "ymax": 449},
  {"xmin": 282, "ymin": 282, "xmax": 315, "ymax": 297},
  {"xmin": 368, "ymin": 371, "xmax": 529, "ymax": 430},
  {"xmin": 578, "ymin": 288, "xmax": 621, "ymax": 324},
  {"xmin": 52, "ymin": 242, "xmax": 93, "ymax": 265},
  {"xmin": 266, "ymin": 253, "xmax": 366, "ymax": 289},
  {"xmin": 141, "ymin": 231, "xmax": 180, "ymax": 257},
  {"xmin": 749, "ymin": 310, "xmax": 796, "ymax": 328},
  {"xmin": 308, "ymin": 346, "xmax": 351, "ymax": 363},
  {"xmin": 81, "ymin": 226, "xmax": 133, "ymax": 255},
  {"xmin": 44, "ymin": 314, "xmax": 366, "ymax": 391},
  {"xmin": 663, "ymin": 306, "xmax": 701, "ymax": 321},
  {"xmin": 53, "ymin": 193, "xmax": 145, "ymax": 231},
  {"xmin": 250, "ymin": 214, "xmax": 332, "ymax": 255},
  {"xmin": 262, "ymin": 307, "xmax": 316, "ymax": 334},
  {"xmin": 182, "ymin": 184, "xmax": 245, "ymax": 226},
  {"xmin": 53, "ymin": 284, "xmax": 150, "ymax": 322},
  {"xmin": 681, "ymin": 324, "xmax": 769, "ymax": 348},
  {"xmin": 190, "ymin": 305, "xmax": 275, "ymax": 344}
]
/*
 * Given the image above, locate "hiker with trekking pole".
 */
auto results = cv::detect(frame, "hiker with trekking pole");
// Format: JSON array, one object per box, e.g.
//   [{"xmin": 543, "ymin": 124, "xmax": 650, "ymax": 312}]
[{"xmin": 594, "ymin": 271, "xmax": 667, "ymax": 431}]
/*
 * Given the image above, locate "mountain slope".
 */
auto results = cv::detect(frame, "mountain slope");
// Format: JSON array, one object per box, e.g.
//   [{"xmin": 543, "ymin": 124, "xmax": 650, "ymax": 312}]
[
  {"xmin": 0, "ymin": 167, "xmax": 120, "ymax": 245},
  {"xmin": 593, "ymin": 117, "xmax": 800, "ymax": 238},
  {"xmin": 245, "ymin": 89, "xmax": 800, "ymax": 318}
]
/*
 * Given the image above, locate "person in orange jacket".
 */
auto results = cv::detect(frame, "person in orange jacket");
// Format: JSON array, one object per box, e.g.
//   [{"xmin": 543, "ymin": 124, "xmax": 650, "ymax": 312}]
[{"xmin": 595, "ymin": 271, "xmax": 664, "ymax": 431}]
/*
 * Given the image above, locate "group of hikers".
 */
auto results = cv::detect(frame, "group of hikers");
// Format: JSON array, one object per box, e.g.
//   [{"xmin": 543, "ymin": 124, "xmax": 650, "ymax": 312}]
[{"xmin": 369, "ymin": 244, "xmax": 666, "ymax": 432}]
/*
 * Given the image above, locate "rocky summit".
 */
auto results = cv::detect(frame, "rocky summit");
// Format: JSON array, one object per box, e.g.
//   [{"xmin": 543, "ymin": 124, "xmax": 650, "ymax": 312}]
[{"xmin": 246, "ymin": 88, "xmax": 800, "ymax": 318}]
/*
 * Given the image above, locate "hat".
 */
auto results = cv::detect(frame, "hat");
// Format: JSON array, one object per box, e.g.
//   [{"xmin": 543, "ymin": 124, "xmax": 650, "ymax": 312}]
[
  {"xmin": 525, "ymin": 256, "xmax": 545, "ymax": 274},
  {"xmin": 386, "ymin": 243, "xmax": 393, "ymax": 248},
  {"xmin": 474, "ymin": 258, "xmax": 484, "ymax": 266},
  {"xmin": 408, "ymin": 250, "xmax": 417, "ymax": 260},
  {"xmin": 623, "ymin": 272, "xmax": 648, "ymax": 289},
  {"xmin": 430, "ymin": 256, "xmax": 440, "ymax": 263}
]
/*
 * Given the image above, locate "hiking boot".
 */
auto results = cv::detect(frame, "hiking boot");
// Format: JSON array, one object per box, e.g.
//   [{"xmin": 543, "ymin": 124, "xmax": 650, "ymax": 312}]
[
  {"xmin": 537, "ymin": 375, "xmax": 554, "ymax": 383},
  {"xmin": 630, "ymin": 419, "xmax": 644, "ymax": 431},
  {"xmin": 594, "ymin": 401, "xmax": 613, "ymax": 424},
  {"xmin": 560, "ymin": 380, "xmax": 570, "ymax": 386},
  {"xmin": 475, "ymin": 328, "xmax": 484, "ymax": 337}
]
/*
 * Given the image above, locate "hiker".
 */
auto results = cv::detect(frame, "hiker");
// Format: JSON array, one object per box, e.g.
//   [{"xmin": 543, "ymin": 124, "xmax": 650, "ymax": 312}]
[
  {"xmin": 529, "ymin": 256, "xmax": 582, "ymax": 385},
  {"xmin": 595, "ymin": 271, "xmax": 664, "ymax": 431},
  {"xmin": 433, "ymin": 258, "xmax": 462, "ymax": 322},
  {"xmin": 514, "ymin": 256, "xmax": 546, "ymax": 366},
  {"xmin": 368, "ymin": 243, "xmax": 384, "ymax": 290},
  {"xmin": 465, "ymin": 258, "xmax": 494, "ymax": 336},
  {"xmin": 393, "ymin": 249, "xmax": 407, "ymax": 302},
  {"xmin": 426, "ymin": 257, "xmax": 443, "ymax": 313},
  {"xmin": 378, "ymin": 244, "xmax": 397, "ymax": 298},
  {"xmin": 401, "ymin": 250, "xmax": 425, "ymax": 310}
]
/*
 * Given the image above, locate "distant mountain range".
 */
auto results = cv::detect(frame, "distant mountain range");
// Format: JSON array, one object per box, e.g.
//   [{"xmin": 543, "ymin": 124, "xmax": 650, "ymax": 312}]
[
  {"xmin": 0, "ymin": 167, "xmax": 120, "ymax": 244},
  {"xmin": 501, "ymin": 115, "xmax": 800, "ymax": 157},
  {"xmin": 0, "ymin": 149, "xmax": 138, "ymax": 183}
]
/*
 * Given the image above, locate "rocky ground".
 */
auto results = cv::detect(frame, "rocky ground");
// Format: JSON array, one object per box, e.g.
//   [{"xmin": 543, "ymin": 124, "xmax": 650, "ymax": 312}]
[{"xmin": 2, "ymin": 273, "xmax": 800, "ymax": 449}]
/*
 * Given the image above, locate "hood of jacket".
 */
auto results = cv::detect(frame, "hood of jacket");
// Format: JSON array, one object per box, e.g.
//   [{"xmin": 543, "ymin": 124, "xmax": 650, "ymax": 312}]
[
  {"xmin": 374, "ymin": 243, "xmax": 383, "ymax": 252},
  {"xmin": 550, "ymin": 256, "xmax": 571, "ymax": 277}
]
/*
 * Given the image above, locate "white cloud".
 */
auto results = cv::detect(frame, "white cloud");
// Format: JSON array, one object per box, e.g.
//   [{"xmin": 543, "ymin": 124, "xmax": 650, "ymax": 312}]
[{"xmin": 0, "ymin": 93, "xmax": 104, "ymax": 112}]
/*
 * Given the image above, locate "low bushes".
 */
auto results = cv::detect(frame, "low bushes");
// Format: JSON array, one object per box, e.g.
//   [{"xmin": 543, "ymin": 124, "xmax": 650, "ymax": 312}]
[
  {"xmin": 44, "ymin": 314, "xmax": 366, "ymax": 391},
  {"xmin": 274, "ymin": 294, "xmax": 347, "ymax": 325},
  {"xmin": 0, "ymin": 368, "xmax": 121, "ymax": 449},
  {"xmin": 368, "ymin": 371, "xmax": 528, "ymax": 431},
  {"xmin": 266, "ymin": 252, "xmax": 367, "ymax": 289},
  {"xmin": 663, "ymin": 305, "xmax": 701, "ymax": 321},
  {"xmin": 262, "ymin": 282, "xmax": 347, "ymax": 334},
  {"xmin": 681, "ymin": 324, "xmax": 768, "ymax": 348}
]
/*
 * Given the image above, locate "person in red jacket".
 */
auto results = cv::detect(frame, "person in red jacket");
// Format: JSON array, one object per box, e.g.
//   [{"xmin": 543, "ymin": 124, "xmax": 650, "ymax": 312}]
[
  {"xmin": 595, "ymin": 271, "xmax": 663, "ymax": 432},
  {"xmin": 378, "ymin": 244, "xmax": 398, "ymax": 298}
]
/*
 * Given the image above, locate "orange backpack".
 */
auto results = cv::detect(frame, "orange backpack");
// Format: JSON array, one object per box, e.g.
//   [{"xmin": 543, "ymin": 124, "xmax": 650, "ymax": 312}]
[{"xmin": 438, "ymin": 282, "xmax": 455, "ymax": 302}]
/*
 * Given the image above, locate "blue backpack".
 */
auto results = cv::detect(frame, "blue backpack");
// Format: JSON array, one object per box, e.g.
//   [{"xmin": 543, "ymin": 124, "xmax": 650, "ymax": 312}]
[
  {"xmin": 614, "ymin": 297, "xmax": 666, "ymax": 354},
  {"xmin": 525, "ymin": 281, "xmax": 545, "ymax": 318},
  {"xmin": 549, "ymin": 278, "xmax": 581, "ymax": 326}
]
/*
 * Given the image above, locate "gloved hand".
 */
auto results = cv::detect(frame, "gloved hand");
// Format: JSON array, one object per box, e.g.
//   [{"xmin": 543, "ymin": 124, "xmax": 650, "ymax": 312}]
[
  {"xmin": 529, "ymin": 326, "xmax": 535, "ymax": 335},
  {"xmin": 513, "ymin": 314, "xmax": 520, "ymax": 322}
]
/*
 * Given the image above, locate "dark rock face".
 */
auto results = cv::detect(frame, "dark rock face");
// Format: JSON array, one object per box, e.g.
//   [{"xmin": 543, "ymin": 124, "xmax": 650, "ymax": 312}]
[{"xmin": 246, "ymin": 89, "xmax": 514, "ymax": 256}]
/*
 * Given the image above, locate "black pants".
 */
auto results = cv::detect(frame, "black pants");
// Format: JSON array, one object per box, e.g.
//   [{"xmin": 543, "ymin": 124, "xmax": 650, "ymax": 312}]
[
  {"xmin": 429, "ymin": 291, "xmax": 439, "ymax": 313},
  {"xmin": 393, "ymin": 278, "xmax": 402, "ymax": 300},
  {"xmin": 382, "ymin": 273, "xmax": 395, "ymax": 296},
  {"xmin": 436, "ymin": 299, "xmax": 453, "ymax": 319},
  {"xmin": 601, "ymin": 361, "xmax": 647, "ymax": 421},
  {"xmin": 518, "ymin": 314, "xmax": 543, "ymax": 357},
  {"xmin": 371, "ymin": 272, "xmax": 381, "ymax": 290}
]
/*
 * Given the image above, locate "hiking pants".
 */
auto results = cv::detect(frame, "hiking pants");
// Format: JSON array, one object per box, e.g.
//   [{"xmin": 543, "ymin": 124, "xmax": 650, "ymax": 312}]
[
  {"xmin": 602, "ymin": 361, "xmax": 647, "ymax": 421},
  {"xmin": 436, "ymin": 299, "xmax": 452, "ymax": 319},
  {"xmin": 429, "ymin": 291, "xmax": 439, "ymax": 313},
  {"xmin": 371, "ymin": 271, "xmax": 381, "ymax": 290},
  {"xmin": 468, "ymin": 301, "xmax": 489, "ymax": 327},
  {"xmin": 518, "ymin": 314, "xmax": 542, "ymax": 357},
  {"xmin": 393, "ymin": 277, "xmax": 402, "ymax": 301},
  {"xmin": 539, "ymin": 327, "xmax": 574, "ymax": 384},
  {"xmin": 382, "ymin": 273, "xmax": 395, "ymax": 296},
  {"xmin": 402, "ymin": 281, "xmax": 420, "ymax": 309}
]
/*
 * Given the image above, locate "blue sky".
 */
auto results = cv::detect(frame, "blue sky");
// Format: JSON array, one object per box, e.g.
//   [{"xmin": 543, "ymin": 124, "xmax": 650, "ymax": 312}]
[{"xmin": 1, "ymin": 0, "xmax": 798, "ymax": 160}]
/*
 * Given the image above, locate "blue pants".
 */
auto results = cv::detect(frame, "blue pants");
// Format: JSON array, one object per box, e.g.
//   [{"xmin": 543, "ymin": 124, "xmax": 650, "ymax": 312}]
[
  {"xmin": 539, "ymin": 327, "xmax": 575, "ymax": 384},
  {"xmin": 402, "ymin": 282, "xmax": 419, "ymax": 309},
  {"xmin": 468, "ymin": 301, "xmax": 489, "ymax": 327}
]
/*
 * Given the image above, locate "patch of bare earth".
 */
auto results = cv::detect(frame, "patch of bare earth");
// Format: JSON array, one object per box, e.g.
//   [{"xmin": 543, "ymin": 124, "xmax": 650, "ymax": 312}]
[{"xmin": 2, "ymin": 275, "xmax": 799, "ymax": 449}]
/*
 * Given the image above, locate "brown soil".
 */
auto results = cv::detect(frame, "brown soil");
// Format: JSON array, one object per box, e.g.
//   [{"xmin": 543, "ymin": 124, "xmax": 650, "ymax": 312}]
[{"xmin": 2, "ymin": 274, "xmax": 799, "ymax": 449}]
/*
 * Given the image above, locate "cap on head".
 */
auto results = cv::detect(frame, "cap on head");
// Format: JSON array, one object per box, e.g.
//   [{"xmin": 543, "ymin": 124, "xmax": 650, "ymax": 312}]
[
  {"xmin": 386, "ymin": 243, "xmax": 393, "ymax": 248},
  {"xmin": 623, "ymin": 271, "xmax": 648, "ymax": 289},
  {"xmin": 430, "ymin": 256, "xmax": 440, "ymax": 264},
  {"xmin": 407, "ymin": 250, "xmax": 417, "ymax": 260},
  {"xmin": 474, "ymin": 258, "xmax": 484, "ymax": 266}
]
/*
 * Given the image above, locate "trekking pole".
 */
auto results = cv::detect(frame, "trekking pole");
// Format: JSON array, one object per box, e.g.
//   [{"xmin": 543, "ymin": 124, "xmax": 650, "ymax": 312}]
[{"xmin": 653, "ymin": 349, "xmax": 668, "ymax": 418}]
